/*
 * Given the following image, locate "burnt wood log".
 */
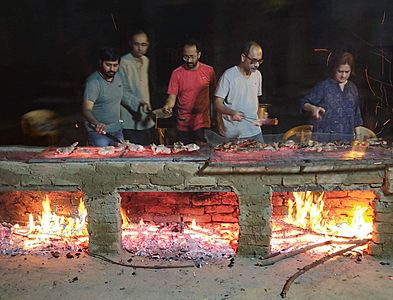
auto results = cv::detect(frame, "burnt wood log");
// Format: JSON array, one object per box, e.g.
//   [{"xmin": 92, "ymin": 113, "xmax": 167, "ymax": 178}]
[{"xmin": 273, "ymin": 218, "xmax": 356, "ymax": 240}]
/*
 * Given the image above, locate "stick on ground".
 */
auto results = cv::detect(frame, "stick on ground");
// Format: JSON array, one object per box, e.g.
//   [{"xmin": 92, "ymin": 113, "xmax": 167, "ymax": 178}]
[
  {"xmin": 257, "ymin": 239, "xmax": 362, "ymax": 267},
  {"xmin": 280, "ymin": 239, "xmax": 369, "ymax": 298}
]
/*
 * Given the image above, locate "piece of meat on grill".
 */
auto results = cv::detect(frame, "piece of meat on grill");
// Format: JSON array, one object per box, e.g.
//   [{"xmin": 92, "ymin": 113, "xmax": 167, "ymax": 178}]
[
  {"xmin": 151, "ymin": 144, "xmax": 171, "ymax": 155},
  {"xmin": 98, "ymin": 146, "xmax": 115, "ymax": 155},
  {"xmin": 126, "ymin": 142, "xmax": 145, "ymax": 152},
  {"xmin": 172, "ymin": 141, "xmax": 185, "ymax": 153},
  {"xmin": 56, "ymin": 142, "xmax": 78, "ymax": 155},
  {"xmin": 184, "ymin": 143, "xmax": 200, "ymax": 152}
]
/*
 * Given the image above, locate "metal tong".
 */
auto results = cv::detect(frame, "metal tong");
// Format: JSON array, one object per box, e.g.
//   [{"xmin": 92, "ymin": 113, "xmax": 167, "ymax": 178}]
[{"xmin": 87, "ymin": 123, "xmax": 124, "ymax": 144}]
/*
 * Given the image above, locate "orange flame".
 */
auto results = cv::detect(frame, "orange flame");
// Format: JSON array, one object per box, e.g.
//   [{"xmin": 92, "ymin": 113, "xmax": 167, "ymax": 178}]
[
  {"xmin": 271, "ymin": 191, "xmax": 373, "ymax": 254},
  {"xmin": 285, "ymin": 192, "xmax": 372, "ymax": 239},
  {"xmin": 13, "ymin": 195, "xmax": 89, "ymax": 249},
  {"xmin": 343, "ymin": 140, "xmax": 368, "ymax": 160},
  {"xmin": 120, "ymin": 207, "xmax": 130, "ymax": 226}
]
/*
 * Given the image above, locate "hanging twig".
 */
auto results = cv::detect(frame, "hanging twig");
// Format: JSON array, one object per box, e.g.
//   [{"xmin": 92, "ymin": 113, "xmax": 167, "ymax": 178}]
[
  {"xmin": 110, "ymin": 13, "xmax": 118, "ymax": 32},
  {"xmin": 280, "ymin": 239, "xmax": 369, "ymax": 298}
]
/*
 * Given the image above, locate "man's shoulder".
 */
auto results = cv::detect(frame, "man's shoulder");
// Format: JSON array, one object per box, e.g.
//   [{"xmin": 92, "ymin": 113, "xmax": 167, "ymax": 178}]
[
  {"xmin": 220, "ymin": 66, "xmax": 238, "ymax": 78},
  {"xmin": 120, "ymin": 53, "xmax": 149, "ymax": 63},
  {"xmin": 85, "ymin": 71, "xmax": 101, "ymax": 85},
  {"xmin": 120, "ymin": 53, "xmax": 133, "ymax": 67},
  {"xmin": 171, "ymin": 65, "xmax": 186, "ymax": 75},
  {"xmin": 224, "ymin": 66, "xmax": 238, "ymax": 74},
  {"xmin": 199, "ymin": 63, "xmax": 214, "ymax": 71},
  {"xmin": 121, "ymin": 53, "xmax": 132, "ymax": 60}
]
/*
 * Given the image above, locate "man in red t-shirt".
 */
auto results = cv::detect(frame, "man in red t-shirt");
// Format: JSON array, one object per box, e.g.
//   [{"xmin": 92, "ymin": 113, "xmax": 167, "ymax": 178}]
[{"xmin": 162, "ymin": 40, "xmax": 215, "ymax": 144}]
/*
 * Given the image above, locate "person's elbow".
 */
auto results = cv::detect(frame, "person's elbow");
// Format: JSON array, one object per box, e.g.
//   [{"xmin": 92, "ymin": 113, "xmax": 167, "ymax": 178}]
[{"xmin": 214, "ymin": 97, "xmax": 224, "ymax": 112}]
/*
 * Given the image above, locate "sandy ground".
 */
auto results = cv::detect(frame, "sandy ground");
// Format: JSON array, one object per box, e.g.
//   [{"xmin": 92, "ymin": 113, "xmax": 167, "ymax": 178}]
[{"xmin": 1, "ymin": 251, "xmax": 393, "ymax": 300}]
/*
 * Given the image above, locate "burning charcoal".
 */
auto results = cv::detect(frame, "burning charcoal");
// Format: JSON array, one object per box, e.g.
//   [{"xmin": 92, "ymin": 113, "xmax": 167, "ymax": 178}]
[
  {"xmin": 51, "ymin": 251, "xmax": 60, "ymax": 258},
  {"xmin": 66, "ymin": 252, "xmax": 74, "ymax": 259}
]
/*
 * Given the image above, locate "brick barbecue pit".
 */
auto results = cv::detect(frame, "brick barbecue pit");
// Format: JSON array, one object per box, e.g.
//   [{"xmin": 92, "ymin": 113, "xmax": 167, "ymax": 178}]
[{"xmin": 1, "ymin": 144, "xmax": 393, "ymax": 257}]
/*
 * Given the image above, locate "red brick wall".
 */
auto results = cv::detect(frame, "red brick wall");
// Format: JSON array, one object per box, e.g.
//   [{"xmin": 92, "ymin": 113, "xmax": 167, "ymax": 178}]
[
  {"xmin": 0, "ymin": 191, "xmax": 84, "ymax": 224},
  {"xmin": 120, "ymin": 192, "xmax": 239, "ymax": 224}
]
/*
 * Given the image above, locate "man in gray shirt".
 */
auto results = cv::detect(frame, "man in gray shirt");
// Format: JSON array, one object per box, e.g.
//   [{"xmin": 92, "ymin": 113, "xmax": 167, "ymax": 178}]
[
  {"xmin": 83, "ymin": 47, "xmax": 123, "ymax": 146},
  {"xmin": 215, "ymin": 41, "xmax": 264, "ymax": 142}
]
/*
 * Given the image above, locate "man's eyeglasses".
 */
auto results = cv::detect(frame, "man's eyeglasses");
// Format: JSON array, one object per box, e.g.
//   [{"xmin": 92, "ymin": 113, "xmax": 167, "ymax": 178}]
[
  {"xmin": 244, "ymin": 53, "xmax": 264, "ymax": 65},
  {"xmin": 182, "ymin": 55, "xmax": 198, "ymax": 62}
]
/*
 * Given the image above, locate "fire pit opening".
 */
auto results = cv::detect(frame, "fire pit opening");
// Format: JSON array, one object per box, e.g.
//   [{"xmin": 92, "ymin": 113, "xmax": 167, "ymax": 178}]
[
  {"xmin": 0, "ymin": 191, "xmax": 88, "ymax": 255},
  {"xmin": 119, "ymin": 192, "xmax": 240, "ymax": 261},
  {"xmin": 270, "ymin": 190, "xmax": 376, "ymax": 254}
]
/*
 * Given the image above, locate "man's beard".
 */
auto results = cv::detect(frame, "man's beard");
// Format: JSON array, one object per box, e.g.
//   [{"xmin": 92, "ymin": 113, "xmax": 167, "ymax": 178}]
[
  {"xmin": 105, "ymin": 71, "xmax": 115, "ymax": 78},
  {"xmin": 186, "ymin": 62, "xmax": 197, "ymax": 69},
  {"xmin": 249, "ymin": 66, "xmax": 258, "ymax": 72}
]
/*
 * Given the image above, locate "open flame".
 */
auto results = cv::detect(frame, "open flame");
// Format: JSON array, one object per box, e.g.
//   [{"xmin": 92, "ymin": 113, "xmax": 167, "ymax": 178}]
[
  {"xmin": 12, "ymin": 195, "xmax": 89, "ymax": 250},
  {"xmin": 120, "ymin": 208, "xmax": 238, "ymax": 260},
  {"xmin": 343, "ymin": 140, "xmax": 368, "ymax": 159},
  {"xmin": 272, "ymin": 191, "xmax": 373, "ymax": 253},
  {"xmin": 285, "ymin": 191, "xmax": 372, "ymax": 238}
]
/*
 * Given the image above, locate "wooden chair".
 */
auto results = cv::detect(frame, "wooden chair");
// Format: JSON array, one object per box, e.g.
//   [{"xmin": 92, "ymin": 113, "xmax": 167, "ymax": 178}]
[
  {"xmin": 21, "ymin": 109, "xmax": 60, "ymax": 145},
  {"xmin": 283, "ymin": 125, "xmax": 313, "ymax": 142},
  {"xmin": 355, "ymin": 126, "xmax": 376, "ymax": 141}
]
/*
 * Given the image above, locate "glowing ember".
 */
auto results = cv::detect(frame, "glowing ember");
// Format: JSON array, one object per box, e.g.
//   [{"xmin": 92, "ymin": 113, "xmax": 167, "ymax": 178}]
[
  {"xmin": 271, "ymin": 191, "xmax": 373, "ymax": 254},
  {"xmin": 1, "ymin": 195, "xmax": 89, "ymax": 254},
  {"xmin": 120, "ymin": 210, "xmax": 238, "ymax": 261}
]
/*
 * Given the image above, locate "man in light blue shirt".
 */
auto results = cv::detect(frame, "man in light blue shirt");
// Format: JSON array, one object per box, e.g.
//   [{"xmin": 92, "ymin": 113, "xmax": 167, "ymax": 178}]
[{"xmin": 215, "ymin": 41, "xmax": 264, "ymax": 142}]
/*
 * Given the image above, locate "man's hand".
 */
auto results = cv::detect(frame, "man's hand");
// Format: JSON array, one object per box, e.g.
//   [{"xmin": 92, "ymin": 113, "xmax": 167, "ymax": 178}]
[
  {"xmin": 143, "ymin": 103, "xmax": 152, "ymax": 113},
  {"xmin": 231, "ymin": 111, "xmax": 244, "ymax": 121},
  {"xmin": 311, "ymin": 106, "xmax": 326, "ymax": 120},
  {"xmin": 95, "ymin": 123, "xmax": 107, "ymax": 134},
  {"xmin": 253, "ymin": 118, "xmax": 264, "ymax": 127},
  {"xmin": 162, "ymin": 104, "xmax": 173, "ymax": 114}
]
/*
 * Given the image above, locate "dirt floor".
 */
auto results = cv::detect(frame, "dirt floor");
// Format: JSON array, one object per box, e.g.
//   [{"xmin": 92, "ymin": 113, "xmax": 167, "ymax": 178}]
[{"xmin": 1, "ymin": 251, "xmax": 393, "ymax": 300}]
